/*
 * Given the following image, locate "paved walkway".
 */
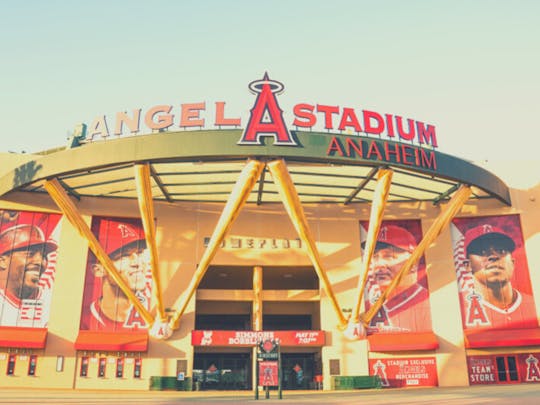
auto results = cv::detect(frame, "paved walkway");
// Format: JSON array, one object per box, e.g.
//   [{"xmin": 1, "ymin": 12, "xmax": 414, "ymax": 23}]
[{"xmin": 1, "ymin": 384, "xmax": 540, "ymax": 404}]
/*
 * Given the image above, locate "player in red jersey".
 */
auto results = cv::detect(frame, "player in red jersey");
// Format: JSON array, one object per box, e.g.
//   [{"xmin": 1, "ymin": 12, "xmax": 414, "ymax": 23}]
[
  {"xmin": 461, "ymin": 224, "xmax": 537, "ymax": 329},
  {"xmin": 0, "ymin": 224, "xmax": 57, "ymax": 326},
  {"xmin": 81, "ymin": 220, "xmax": 150, "ymax": 331},
  {"xmin": 363, "ymin": 224, "xmax": 431, "ymax": 333}
]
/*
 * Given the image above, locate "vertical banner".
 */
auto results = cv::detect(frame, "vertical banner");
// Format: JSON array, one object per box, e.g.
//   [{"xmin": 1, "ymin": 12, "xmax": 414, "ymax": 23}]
[
  {"xmin": 0, "ymin": 209, "xmax": 62, "ymax": 327},
  {"xmin": 369, "ymin": 357, "xmax": 438, "ymax": 388},
  {"xmin": 451, "ymin": 215, "xmax": 537, "ymax": 331},
  {"xmin": 360, "ymin": 219, "xmax": 432, "ymax": 333},
  {"xmin": 79, "ymin": 217, "xmax": 153, "ymax": 331},
  {"xmin": 259, "ymin": 361, "xmax": 279, "ymax": 386}
]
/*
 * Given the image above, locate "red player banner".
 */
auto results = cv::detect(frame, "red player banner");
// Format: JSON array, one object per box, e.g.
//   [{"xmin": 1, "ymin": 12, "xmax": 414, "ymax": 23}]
[
  {"xmin": 192, "ymin": 330, "xmax": 325, "ymax": 346},
  {"xmin": 369, "ymin": 357, "xmax": 438, "ymax": 388},
  {"xmin": 360, "ymin": 219, "xmax": 432, "ymax": 334},
  {"xmin": 259, "ymin": 361, "xmax": 279, "ymax": 386},
  {"xmin": 0, "ymin": 209, "xmax": 62, "ymax": 328},
  {"xmin": 79, "ymin": 216, "xmax": 153, "ymax": 332},
  {"xmin": 450, "ymin": 215, "xmax": 537, "ymax": 331}
]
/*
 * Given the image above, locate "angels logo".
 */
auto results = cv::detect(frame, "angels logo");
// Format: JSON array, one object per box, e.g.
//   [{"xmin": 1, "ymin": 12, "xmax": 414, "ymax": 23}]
[
  {"xmin": 118, "ymin": 223, "xmax": 138, "ymax": 239},
  {"xmin": 465, "ymin": 292, "xmax": 490, "ymax": 327},
  {"xmin": 201, "ymin": 331, "xmax": 213, "ymax": 346},
  {"xmin": 372, "ymin": 360, "xmax": 390, "ymax": 387},
  {"xmin": 238, "ymin": 73, "xmax": 296, "ymax": 146},
  {"xmin": 525, "ymin": 354, "xmax": 540, "ymax": 382}
]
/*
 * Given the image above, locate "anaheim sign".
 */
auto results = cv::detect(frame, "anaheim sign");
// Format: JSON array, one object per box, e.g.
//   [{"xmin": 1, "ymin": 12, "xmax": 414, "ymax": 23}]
[{"xmin": 86, "ymin": 73, "xmax": 438, "ymax": 149}]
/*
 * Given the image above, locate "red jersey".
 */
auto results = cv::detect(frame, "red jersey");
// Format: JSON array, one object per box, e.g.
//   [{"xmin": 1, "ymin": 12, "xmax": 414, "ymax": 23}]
[
  {"xmin": 366, "ymin": 284, "xmax": 432, "ymax": 333},
  {"xmin": 81, "ymin": 291, "xmax": 148, "ymax": 331},
  {"xmin": 461, "ymin": 289, "xmax": 537, "ymax": 330}
]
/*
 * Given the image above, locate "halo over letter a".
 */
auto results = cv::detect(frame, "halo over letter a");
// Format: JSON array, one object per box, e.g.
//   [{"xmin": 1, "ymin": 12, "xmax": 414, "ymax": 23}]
[{"xmin": 238, "ymin": 73, "xmax": 296, "ymax": 146}]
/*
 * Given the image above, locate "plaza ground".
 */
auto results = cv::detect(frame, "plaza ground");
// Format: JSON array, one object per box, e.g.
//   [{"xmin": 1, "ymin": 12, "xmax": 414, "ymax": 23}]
[{"xmin": 2, "ymin": 384, "xmax": 540, "ymax": 405}]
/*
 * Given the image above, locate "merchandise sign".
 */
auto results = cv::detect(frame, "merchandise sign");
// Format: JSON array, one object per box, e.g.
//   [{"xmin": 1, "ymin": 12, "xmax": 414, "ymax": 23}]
[
  {"xmin": 369, "ymin": 357, "xmax": 438, "ymax": 388},
  {"xmin": 191, "ymin": 330, "xmax": 325, "ymax": 347}
]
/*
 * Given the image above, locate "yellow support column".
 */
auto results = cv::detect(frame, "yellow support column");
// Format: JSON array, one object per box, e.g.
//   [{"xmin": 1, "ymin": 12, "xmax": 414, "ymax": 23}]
[
  {"xmin": 346, "ymin": 168, "xmax": 393, "ymax": 338},
  {"xmin": 267, "ymin": 159, "xmax": 347, "ymax": 328},
  {"xmin": 253, "ymin": 265, "xmax": 263, "ymax": 331},
  {"xmin": 168, "ymin": 159, "xmax": 265, "ymax": 330},
  {"xmin": 134, "ymin": 164, "xmax": 166, "ymax": 322},
  {"xmin": 44, "ymin": 178, "xmax": 154, "ymax": 325}
]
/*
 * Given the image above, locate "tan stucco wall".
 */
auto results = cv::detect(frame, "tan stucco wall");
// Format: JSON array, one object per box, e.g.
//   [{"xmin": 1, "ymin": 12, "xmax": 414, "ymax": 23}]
[{"xmin": 0, "ymin": 158, "xmax": 539, "ymax": 390}]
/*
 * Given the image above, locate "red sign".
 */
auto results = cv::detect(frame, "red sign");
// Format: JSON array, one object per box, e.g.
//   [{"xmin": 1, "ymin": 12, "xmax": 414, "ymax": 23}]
[
  {"xmin": 369, "ymin": 357, "xmax": 438, "ymax": 388},
  {"xmin": 259, "ymin": 361, "xmax": 279, "ymax": 386},
  {"xmin": 467, "ymin": 356, "xmax": 497, "ymax": 385},
  {"xmin": 191, "ymin": 330, "xmax": 325, "ymax": 347},
  {"xmin": 467, "ymin": 353, "xmax": 540, "ymax": 385},
  {"xmin": 86, "ymin": 75, "xmax": 438, "ymax": 149}
]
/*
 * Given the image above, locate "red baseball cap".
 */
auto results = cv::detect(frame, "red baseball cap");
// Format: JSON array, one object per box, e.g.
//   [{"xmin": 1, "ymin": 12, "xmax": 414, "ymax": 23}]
[
  {"xmin": 98, "ymin": 219, "xmax": 146, "ymax": 257},
  {"xmin": 362, "ymin": 224, "xmax": 417, "ymax": 253},
  {"xmin": 0, "ymin": 224, "xmax": 57, "ymax": 256},
  {"xmin": 464, "ymin": 224, "xmax": 515, "ymax": 255}
]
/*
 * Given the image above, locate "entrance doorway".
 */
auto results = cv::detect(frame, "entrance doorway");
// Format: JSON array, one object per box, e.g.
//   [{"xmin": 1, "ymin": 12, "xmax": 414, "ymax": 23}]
[
  {"xmin": 193, "ymin": 353, "xmax": 251, "ymax": 390},
  {"xmin": 281, "ymin": 353, "xmax": 317, "ymax": 390},
  {"xmin": 495, "ymin": 356, "xmax": 519, "ymax": 383}
]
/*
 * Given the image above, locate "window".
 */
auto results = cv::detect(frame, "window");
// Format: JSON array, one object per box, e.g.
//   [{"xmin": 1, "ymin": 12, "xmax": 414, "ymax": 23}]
[
  {"xmin": 116, "ymin": 358, "xmax": 124, "ymax": 378},
  {"xmin": 134, "ymin": 358, "xmax": 142, "ymax": 379},
  {"xmin": 98, "ymin": 357, "xmax": 106, "ymax": 378},
  {"xmin": 28, "ymin": 355, "xmax": 37, "ymax": 376},
  {"xmin": 6, "ymin": 354, "xmax": 16, "ymax": 375},
  {"xmin": 80, "ymin": 357, "xmax": 89, "ymax": 377}
]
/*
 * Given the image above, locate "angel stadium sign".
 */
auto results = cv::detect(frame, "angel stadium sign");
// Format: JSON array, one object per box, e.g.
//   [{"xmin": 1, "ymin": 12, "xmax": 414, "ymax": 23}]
[{"xmin": 85, "ymin": 73, "xmax": 438, "ymax": 150}]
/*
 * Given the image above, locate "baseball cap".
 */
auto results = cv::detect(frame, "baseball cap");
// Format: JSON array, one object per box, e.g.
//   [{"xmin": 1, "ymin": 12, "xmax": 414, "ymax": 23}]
[
  {"xmin": 0, "ymin": 224, "xmax": 57, "ymax": 256},
  {"xmin": 98, "ymin": 219, "xmax": 146, "ymax": 257},
  {"xmin": 362, "ymin": 224, "xmax": 417, "ymax": 253},
  {"xmin": 464, "ymin": 224, "xmax": 515, "ymax": 255}
]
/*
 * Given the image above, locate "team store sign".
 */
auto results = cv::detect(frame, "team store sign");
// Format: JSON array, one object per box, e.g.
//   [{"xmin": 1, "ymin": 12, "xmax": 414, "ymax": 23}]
[{"xmin": 85, "ymin": 74, "xmax": 439, "ymax": 154}]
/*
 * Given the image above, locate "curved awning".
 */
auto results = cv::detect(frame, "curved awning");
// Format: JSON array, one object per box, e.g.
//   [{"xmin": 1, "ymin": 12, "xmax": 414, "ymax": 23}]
[{"xmin": 0, "ymin": 130, "xmax": 510, "ymax": 206}]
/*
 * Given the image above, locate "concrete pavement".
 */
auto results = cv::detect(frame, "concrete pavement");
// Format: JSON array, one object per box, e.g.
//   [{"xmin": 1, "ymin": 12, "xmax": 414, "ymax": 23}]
[{"xmin": 1, "ymin": 384, "xmax": 540, "ymax": 404}]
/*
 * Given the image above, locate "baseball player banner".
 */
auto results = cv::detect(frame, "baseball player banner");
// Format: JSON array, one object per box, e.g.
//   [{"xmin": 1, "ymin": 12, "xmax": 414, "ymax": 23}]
[
  {"xmin": 450, "ymin": 214, "xmax": 537, "ymax": 331},
  {"xmin": 369, "ymin": 357, "xmax": 438, "ymax": 388},
  {"xmin": 360, "ymin": 219, "xmax": 433, "ymax": 334},
  {"xmin": 79, "ymin": 217, "xmax": 153, "ymax": 332},
  {"xmin": 0, "ymin": 209, "xmax": 62, "ymax": 328}
]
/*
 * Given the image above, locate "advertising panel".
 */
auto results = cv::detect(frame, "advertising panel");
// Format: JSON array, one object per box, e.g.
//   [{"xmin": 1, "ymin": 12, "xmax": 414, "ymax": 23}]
[
  {"xmin": 0, "ymin": 209, "xmax": 62, "ymax": 327},
  {"xmin": 369, "ymin": 357, "xmax": 438, "ymax": 388},
  {"xmin": 258, "ymin": 361, "xmax": 279, "ymax": 387},
  {"xmin": 467, "ymin": 353, "xmax": 540, "ymax": 385},
  {"xmin": 451, "ymin": 214, "xmax": 537, "ymax": 331},
  {"xmin": 79, "ymin": 217, "xmax": 152, "ymax": 332},
  {"xmin": 360, "ymin": 219, "xmax": 432, "ymax": 333},
  {"xmin": 192, "ymin": 330, "xmax": 325, "ymax": 347}
]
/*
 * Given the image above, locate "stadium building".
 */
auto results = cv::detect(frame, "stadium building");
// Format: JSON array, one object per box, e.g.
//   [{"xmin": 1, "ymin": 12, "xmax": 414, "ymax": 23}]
[{"xmin": 0, "ymin": 75, "xmax": 539, "ymax": 391}]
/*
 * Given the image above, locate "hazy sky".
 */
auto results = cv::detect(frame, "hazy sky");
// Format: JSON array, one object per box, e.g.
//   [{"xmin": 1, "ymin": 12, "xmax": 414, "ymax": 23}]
[{"xmin": 1, "ymin": 1, "xmax": 538, "ymax": 167}]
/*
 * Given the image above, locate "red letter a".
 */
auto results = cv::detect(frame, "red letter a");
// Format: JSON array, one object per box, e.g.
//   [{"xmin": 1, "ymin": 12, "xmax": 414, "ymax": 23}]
[{"xmin": 238, "ymin": 73, "xmax": 296, "ymax": 146}]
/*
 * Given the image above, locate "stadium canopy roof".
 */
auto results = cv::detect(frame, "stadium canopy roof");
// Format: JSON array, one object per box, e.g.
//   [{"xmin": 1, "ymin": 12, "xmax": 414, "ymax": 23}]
[{"xmin": 0, "ymin": 129, "xmax": 511, "ymax": 206}]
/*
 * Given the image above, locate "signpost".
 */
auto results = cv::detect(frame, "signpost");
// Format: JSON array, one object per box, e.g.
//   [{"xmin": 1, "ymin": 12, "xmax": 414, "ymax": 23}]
[{"xmin": 255, "ymin": 338, "xmax": 282, "ymax": 400}]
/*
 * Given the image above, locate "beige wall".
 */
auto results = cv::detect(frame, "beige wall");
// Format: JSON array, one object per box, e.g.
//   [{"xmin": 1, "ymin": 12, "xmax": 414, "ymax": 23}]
[{"xmin": 0, "ymin": 169, "xmax": 539, "ymax": 390}]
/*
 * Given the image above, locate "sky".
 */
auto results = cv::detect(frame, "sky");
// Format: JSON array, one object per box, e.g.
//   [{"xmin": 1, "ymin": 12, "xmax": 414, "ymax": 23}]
[{"xmin": 1, "ymin": 1, "xmax": 539, "ymax": 181}]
